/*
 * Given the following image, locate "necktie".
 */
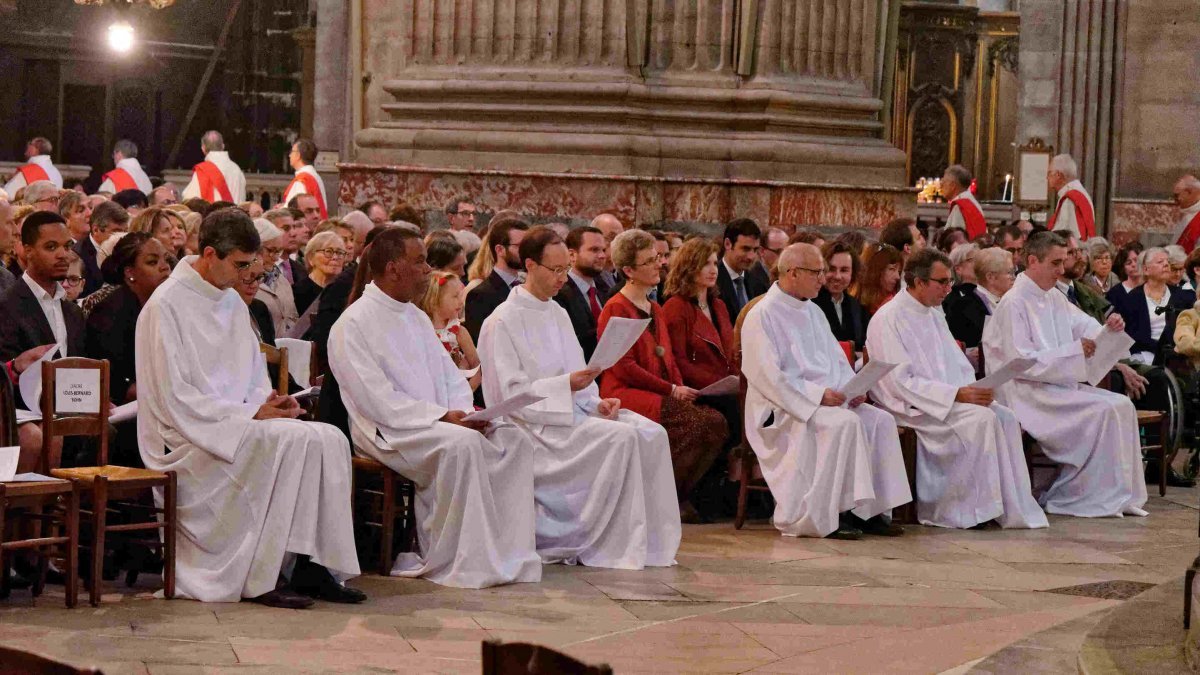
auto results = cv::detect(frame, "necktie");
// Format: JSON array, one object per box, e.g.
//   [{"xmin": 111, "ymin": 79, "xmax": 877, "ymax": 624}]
[
  {"xmin": 280, "ymin": 259, "xmax": 293, "ymax": 285},
  {"xmin": 733, "ymin": 276, "xmax": 748, "ymax": 309},
  {"xmin": 587, "ymin": 286, "xmax": 602, "ymax": 322},
  {"xmin": 1067, "ymin": 285, "xmax": 1078, "ymax": 306}
]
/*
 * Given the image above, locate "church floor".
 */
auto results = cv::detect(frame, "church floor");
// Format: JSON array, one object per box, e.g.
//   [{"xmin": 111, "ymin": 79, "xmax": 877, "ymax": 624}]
[{"xmin": 1, "ymin": 487, "xmax": 1196, "ymax": 674}]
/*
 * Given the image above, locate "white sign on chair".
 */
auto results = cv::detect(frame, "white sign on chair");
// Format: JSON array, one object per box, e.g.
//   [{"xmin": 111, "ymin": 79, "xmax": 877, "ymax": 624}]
[{"xmin": 54, "ymin": 368, "xmax": 101, "ymax": 414}]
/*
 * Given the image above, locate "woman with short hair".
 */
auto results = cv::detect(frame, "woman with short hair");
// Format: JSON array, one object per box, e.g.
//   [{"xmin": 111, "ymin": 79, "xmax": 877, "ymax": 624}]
[
  {"xmin": 1082, "ymin": 237, "xmax": 1118, "ymax": 294},
  {"xmin": 293, "ymin": 231, "xmax": 348, "ymax": 315}
]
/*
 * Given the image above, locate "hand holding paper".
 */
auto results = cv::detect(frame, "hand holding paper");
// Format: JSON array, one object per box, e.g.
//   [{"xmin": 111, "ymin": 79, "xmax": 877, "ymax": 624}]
[
  {"xmin": 1086, "ymin": 329, "xmax": 1135, "ymax": 386},
  {"xmin": 462, "ymin": 391, "xmax": 547, "ymax": 422},
  {"xmin": 588, "ymin": 317, "xmax": 651, "ymax": 370},
  {"xmin": 698, "ymin": 375, "xmax": 739, "ymax": 397}
]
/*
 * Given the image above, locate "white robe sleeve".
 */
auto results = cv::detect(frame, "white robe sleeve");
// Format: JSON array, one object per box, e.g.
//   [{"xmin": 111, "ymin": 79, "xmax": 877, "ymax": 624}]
[
  {"xmin": 867, "ymin": 309, "xmax": 960, "ymax": 421},
  {"xmin": 181, "ymin": 172, "xmax": 202, "ymax": 201},
  {"xmin": 984, "ymin": 299, "xmax": 1087, "ymax": 385},
  {"xmin": 481, "ymin": 314, "xmax": 581, "ymax": 426},
  {"xmin": 98, "ymin": 179, "xmax": 115, "ymax": 194},
  {"xmin": 328, "ymin": 318, "xmax": 450, "ymax": 430},
  {"xmin": 3, "ymin": 172, "xmax": 26, "ymax": 198},
  {"xmin": 742, "ymin": 310, "xmax": 824, "ymax": 423},
  {"xmin": 136, "ymin": 301, "xmax": 264, "ymax": 463},
  {"xmin": 945, "ymin": 204, "xmax": 966, "ymax": 232}
]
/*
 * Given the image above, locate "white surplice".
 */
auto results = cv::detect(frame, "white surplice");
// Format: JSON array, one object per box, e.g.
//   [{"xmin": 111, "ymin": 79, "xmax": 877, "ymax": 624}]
[
  {"xmin": 742, "ymin": 285, "xmax": 911, "ymax": 537},
  {"xmin": 478, "ymin": 286, "xmax": 681, "ymax": 569},
  {"xmin": 135, "ymin": 257, "xmax": 359, "ymax": 602},
  {"xmin": 982, "ymin": 273, "xmax": 1147, "ymax": 517},
  {"xmin": 328, "ymin": 283, "xmax": 541, "ymax": 589},
  {"xmin": 182, "ymin": 150, "xmax": 248, "ymax": 203},
  {"xmin": 3, "ymin": 154, "xmax": 63, "ymax": 195},
  {"xmin": 868, "ymin": 291, "xmax": 1047, "ymax": 529},
  {"xmin": 99, "ymin": 157, "xmax": 153, "ymax": 194},
  {"xmin": 1050, "ymin": 181, "xmax": 1095, "ymax": 240}
]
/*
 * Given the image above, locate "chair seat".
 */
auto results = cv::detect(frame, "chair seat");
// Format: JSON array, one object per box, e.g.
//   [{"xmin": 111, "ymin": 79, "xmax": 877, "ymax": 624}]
[
  {"xmin": 51, "ymin": 465, "xmax": 169, "ymax": 484},
  {"xmin": 1137, "ymin": 410, "xmax": 1165, "ymax": 424},
  {"xmin": 352, "ymin": 456, "xmax": 386, "ymax": 472},
  {"xmin": 0, "ymin": 479, "xmax": 74, "ymax": 498}
]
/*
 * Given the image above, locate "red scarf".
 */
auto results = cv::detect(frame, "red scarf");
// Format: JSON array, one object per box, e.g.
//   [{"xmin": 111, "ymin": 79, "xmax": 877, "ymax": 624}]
[
  {"xmin": 950, "ymin": 196, "xmax": 987, "ymax": 240},
  {"xmin": 102, "ymin": 168, "xmax": 138, "ymax": 192},
  {"xmin": 193, "ymin": 161, "xmax": 233, "ymax": 202},
  {"xmin": 1047, "ymin": 190, "xmax": 1096, "ymax": 240},
  {"xmin": 1177, "ymin": 211, "xmax": 1200, "ymax": 253},
  {"xmin": 285, "ymin": 171, "xmax": 327, "ymax": 219},
  {"xmin": 15, "ymin": 163, "xmax": 49, "ymax": 185}
]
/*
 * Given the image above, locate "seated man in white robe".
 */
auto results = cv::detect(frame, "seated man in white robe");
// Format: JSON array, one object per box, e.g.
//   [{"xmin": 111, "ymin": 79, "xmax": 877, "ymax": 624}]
[
  {"xmin": 478, "ymin": 226, "xmax": 681, "ymax": 570},
  {"xmin": 328, "ymin": 228, "xmax": 541, "ymax": 589},
  {"xmin": 742, "ymin": 243, "xmax": 911, "ymax": 539},
  {"xmin": 868, "ymin": 248, "xmax": 1047, "ymax": 530},
  {"xmin": 983, "ymin": 231, "xmax": 1147, "ymax": 518},
  {"xmin": 136, "ymin": 207, "xmax": 362, "ymax": 608}
]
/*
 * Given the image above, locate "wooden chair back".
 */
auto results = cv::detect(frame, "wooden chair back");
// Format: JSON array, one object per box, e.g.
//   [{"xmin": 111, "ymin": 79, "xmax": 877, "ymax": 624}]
[
  {"xmin": 0, "ymin": 645, "xmax": 101, "ymax": 674},
  {"xmin": 40, "ymin": 358, "xmax": 110, "ymax": 474},
  {"xmin": 481, "ymin": 640, "xmax": 611, "ymax": 675},
  {"xmin": 259, "ymin": 343, "xmax": 289, "ymax": 396},
  {"xmin": 0, "ymin": 368, "xmax": 16, "ymax": 447}
]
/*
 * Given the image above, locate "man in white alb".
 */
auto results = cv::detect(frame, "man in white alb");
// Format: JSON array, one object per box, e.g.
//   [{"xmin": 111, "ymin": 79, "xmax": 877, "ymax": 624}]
[
  {"xmin": 98, "ymin": 139, "xmax": 153, "ymax": 195},
  {"xmin": 742, "ymin": 243, "xmax": 911, "ymax": 539},
  {"xmin": 328, "ymin": 228, "xmax": 541, "ymax": 589},
  {"xmin": 282, "ymin": 138, "xmax": 328, "ymax": 220},
  {"xmin": 868, "ymin": 248, "xmax": 1047, "ymax": 529},
  {"xmin": 479, "ymin": 226, "xmax": 681, "ymax": 570},
  {"xmin": 4, "ymin": 137, "xmax": 63, "ymax": 195},
  {"xmin": 182, "ymin": 130, "xmax": 247, "ymax": 203},
  {"xmin": 1046, "ymin": 154, "xmax": 1096, "ymax": 240},
  {"xmin": 1171, "ymin": 174, "xmax": 1200, "ymax": 252},
  {"xmin": 136, "ymin": 207, "xmax": 362, "ymax": 608},
  {"xmin": 982, "ymin": 231, "xmax": 1147, "ymax": 518}
]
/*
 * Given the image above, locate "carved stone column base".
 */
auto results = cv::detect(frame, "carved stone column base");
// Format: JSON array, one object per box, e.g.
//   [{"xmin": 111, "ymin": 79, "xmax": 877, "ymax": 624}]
[{"xmin": 338, "ymin": 163, "xmax": 916, "ymax": 233}]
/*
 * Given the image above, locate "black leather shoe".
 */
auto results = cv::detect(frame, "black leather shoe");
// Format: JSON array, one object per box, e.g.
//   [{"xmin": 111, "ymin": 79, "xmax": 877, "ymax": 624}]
[
  {"xmin": 826, "ymin": 526, "xmax": 863, "ymax": 541},
  {"xmin": 861, "ymin": 516, "xmax": 904, "ymax": 537},
  {"xmin": 292, "ymin": 561, "xmax": 367, "ymax": 604},
  {"xmin": 250, "ymin": 588, "xmax": 315, "ymax": 610},
  {"xmin": 1167, "ymin": 468, "xmax": 1197, "ymax": 488}
]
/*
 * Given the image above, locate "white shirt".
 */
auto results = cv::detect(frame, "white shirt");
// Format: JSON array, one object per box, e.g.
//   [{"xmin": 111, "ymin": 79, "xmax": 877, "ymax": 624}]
[
  {"xmin": 722, "ymin": 258, "xmax": 744, "ymax": 284},
  {"xmin": 182, "ymin": 150, "xmax": 247, "ymax": 203},
  {"xmin": 493, "ymin": 266, "xmax": 520, "ymax": 288},
  {"xmin": 1145, "ymin": 287, "xmax": 1169, "ymax": 343},
  {"xmin": 568, "ymin": 269, "xmax": 597, "ymax": 297},
  {"xmin": 22, "ymin": 272, "xmax": 68, "ymax": 355},
  {"xmin": 3, "ymin": 154, "xmax": 64, "ymax": 195},
  {"xmin": 828, "ymin": 292, "xmax": 844, "ymax": 323}
]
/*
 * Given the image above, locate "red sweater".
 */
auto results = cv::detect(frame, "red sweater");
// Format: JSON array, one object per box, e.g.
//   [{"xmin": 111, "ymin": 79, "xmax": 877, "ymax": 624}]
[
  {"xmin": 597, "ymin": 292, "xmax": 682, "ymax": 423},
  {"xmin": 660, "ymin": 292, "xmax": 737, "ymax": 389}
]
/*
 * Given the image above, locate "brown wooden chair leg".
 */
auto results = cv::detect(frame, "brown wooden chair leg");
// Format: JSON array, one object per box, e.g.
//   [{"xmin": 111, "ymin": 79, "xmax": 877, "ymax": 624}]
[
  {"xmin": 31, "ymin": 503, "xmax": 46, "ymax": 598},
  {"xmin": 164, "ymin": 472, "xmax": 177, "ymax": 599},
  {"xmin": 734, "ymin": 452, "xmax": 750, "ymax": 530},
  {"xmin": 0, "ymin": 495, "xmax": 8, "ymax": 600},
  {"xmin": 64, "ymin": 487, "xmax": 79, "ymax": 609},
  {"xmin": 380, "ymin": 470, "xmax": 395, "ymax": 575},
  {"xmin": 90, "ymin": 477, "xmax": 109, "ymax": 607}
]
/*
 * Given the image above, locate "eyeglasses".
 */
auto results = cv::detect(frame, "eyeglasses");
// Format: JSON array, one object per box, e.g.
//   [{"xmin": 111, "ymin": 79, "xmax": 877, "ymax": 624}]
[
  {"xmin": 318, "ymin": 249, "xmax": 349, "ymax": 259},
  {"xmin": 784, "ymin": 266, "xmax": 825, "ymax": 277},
  {"xmin": 263, "ymin": 245, "xmax": 284, "ymax": 258},
  {"xmin": 925, "ymin": 277, "xmax": 953, "ymax": 287},
  {"xmin": 532, "ymin": 260, "xmax": 569, "ymax": 276},
  {"xmin": 62, "ymin": 275, "xmax": 83, "ymax": 286},
  {"xmin": 241, "ymin": 272, "xmax": 269, "ymax": 284},
  {"xmin": 633, "ymin": 253, "xmax": 663, "ymax": 268}
]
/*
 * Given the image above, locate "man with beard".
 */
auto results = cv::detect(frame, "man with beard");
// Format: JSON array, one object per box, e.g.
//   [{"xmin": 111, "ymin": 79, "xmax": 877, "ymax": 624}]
[
  {"xmin": 464, "ymin": 216, "xmax": 529, "ymax": 341},
  {"xmin": 554, "ymin": 225, "xmax": 611, "ymax": 361}
]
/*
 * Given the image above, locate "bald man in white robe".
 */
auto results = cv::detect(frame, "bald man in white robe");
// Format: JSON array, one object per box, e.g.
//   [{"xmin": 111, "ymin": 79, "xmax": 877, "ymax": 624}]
[{"xmin": 742, "ymin": 244, "xmax": 911, "ymax": 539}]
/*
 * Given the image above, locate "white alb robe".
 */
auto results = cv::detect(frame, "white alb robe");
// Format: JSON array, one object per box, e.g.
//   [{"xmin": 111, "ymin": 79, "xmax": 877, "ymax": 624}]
[
  {"xmin": 3, "ymin": 154, "xmax": 63, "ymax": 195},
  {"xmin": 182, "ymin": 150, "xmax": 248, "ymax": 203},
  {"xmin": 328, "ymin": 283, "xmax": 541, "ymax": 588},
  {"xmin": 282, "ymin": 164, "xmax": 328, "ymax": 207},
  {"xmin": 135, "ymin": 257, "xmax": 359, "ymax": 602},
  {"xmin": 868, "ymin": 291, "xmax": 1047, "ymax": 529},
  {"xmin": 99, "ymin": 157, "xmax": 153, "ymax": 194},
  {"xmin": 1051, "ymin": 180, "xmax": 1095, "ymax": 240},
  {"xmin": 742, "ymin": 285, "xmax": 911, "ymax": 537},
  {"xmin": 479, "ymin": 286, "xmax": 681, "ymax": 569},
  {"xmin": 982, "ymin": 273, "xmax": 1147, "ymax": 518}
]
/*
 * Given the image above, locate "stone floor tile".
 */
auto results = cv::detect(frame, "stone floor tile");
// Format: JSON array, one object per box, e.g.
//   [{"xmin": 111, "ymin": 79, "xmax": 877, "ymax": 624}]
[
  {"xmin": 784, "ymin": 604, "xmax": 1008, "ymax": 628},
  {"xmin": 586, "ymin": 580, "xmax": 692, "ymax": 601},
  {"xmin": 954, "ymin": 539, "xmax": 1135, "ymax": 565},
  {"xmin": 774, "ymin": 585, "xmax": 1004, "ymax": 609}
]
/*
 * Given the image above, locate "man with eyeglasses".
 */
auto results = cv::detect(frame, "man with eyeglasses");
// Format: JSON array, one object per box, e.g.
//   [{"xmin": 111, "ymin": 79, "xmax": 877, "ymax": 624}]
[
  {"xmin": 76, "ymin": 200, "xmax": 130, "ymax": 297},
  {"xmin": 134, "ymin": 207, "xmax": 362, "ymax": 608},
  {"xmin": 479, "ymin": 226, "xmax": 681, "ymax": 569},
  {"xmin": 464, "ymin": 216, "xmax": 529, "ymax": 341},
  {"xmin": 445, "ymin": 196, "xmax": 477, "ymax": 232},
  {"xmin": 740, "ymin": 243, "xmax": 910, "ymax": 540},
  {"xmin": 22, "ymin": 180, "xmax": 61, "ymax": 213},
  {"xmin": 868, "ymin": 248, "xmax": 1047, "ymax": 530},
  {"xmin": 755, "ymin": 227, "xmax": 788, "ymax": 279}
]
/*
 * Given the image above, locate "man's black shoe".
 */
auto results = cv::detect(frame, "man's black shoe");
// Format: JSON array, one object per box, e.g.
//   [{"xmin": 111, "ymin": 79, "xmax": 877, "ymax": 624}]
[
  {"xmin": 861, "ymin": 515, "xmax": 904, "ymax": 537},
  {"xmin": 249, "ymin": 587, "xmax": 314, "ymax": 610},
  {"xmin": 826, "ymin": 526, "xmax": 863, "ymax": 541},
  {"xmin": 1167, "ymin": 468, "xmax": 1197, "ymax": 488},
  {"xmin": 292, "ymin": 561, "xmax": 367, "ymax": 604}
]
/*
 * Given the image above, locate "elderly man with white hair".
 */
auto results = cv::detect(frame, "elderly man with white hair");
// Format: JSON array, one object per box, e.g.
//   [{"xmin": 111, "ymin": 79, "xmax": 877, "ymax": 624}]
[
  {"xmin": 1172, "ymin": 174, "xmax": 1200, "ymax": 252},
  {"xmin": 942, "ymin": 165, "xmax": 986, "ymax": 241},
  {"xmin": 22, "ymin": 180, "xmax": 61, "ymax": 212},
  {"xmin": 4, "ymin": 137, "xmax": 62, "ymax": 195},
  {"xmin": 183, "ymin": 131, "xmax": 247, "ymax": 203},
  {"xmin": 1046, "ymin": 154, "xmax": 1096, "ymax": 240}
]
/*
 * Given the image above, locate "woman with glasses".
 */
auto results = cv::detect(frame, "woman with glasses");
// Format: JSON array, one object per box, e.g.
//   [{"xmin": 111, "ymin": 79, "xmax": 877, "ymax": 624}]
[
  {"xmin": 1081, "ymin": 237, "xmax": 1118, "ymax": 294},
  {"xmin": 63, "ymin": 251, "xmax": 85, "ymax": 302},
  {"xmin": 233, "ymin": 258, "xmax": 302, "ymax": 395},
  {"xmin": 598, "ymin": 229, "xmax": 729, "ymax": 523},
  {"xmin": 293, "ymin": 231, "xmax": 348, "ymax": 316},
  {"xmin": 945, "ymin": 247, "xmax": 1014, "ymax": 349}
]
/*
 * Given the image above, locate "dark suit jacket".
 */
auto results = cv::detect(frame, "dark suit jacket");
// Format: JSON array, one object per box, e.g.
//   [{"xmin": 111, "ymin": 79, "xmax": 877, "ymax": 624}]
[
  {"xmin": 553, "ymin": 275, "xmax": 612, "ymax": 362},
  {"xmin": 464, "ymin": 270, "xmax": 514, "ymax": 341},
  {"xmin": 942, "ymin": 283, "xmax": 989, "ymax": 348},
  {"xmin": 812, "ymin": 288, "xmax": 867, "ymax": 350},
  {"xmin": 716, "ymin": 260, "xmax": 769, "ymax": 322},
  {"xmin": 0, "ymin": 278, "xmax": 87, "ymax": 410},
  {"xmin": 1114, "ymin": 284, "xmax": 1195, "ymax": 361},
  {"xmin": 310, "ymin": 263, "xmax": 357, "ymax": 441},
  {"xmin": 75, "ymin": 236, "xmax": 103, "ymax": 298},
  {"xmin": 84, "ymin": 285, "xmax": 142, "ymax": 404}
]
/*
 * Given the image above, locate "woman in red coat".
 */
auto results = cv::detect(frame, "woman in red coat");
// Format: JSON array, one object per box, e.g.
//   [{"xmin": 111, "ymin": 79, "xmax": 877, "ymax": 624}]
[{"xmin": 598, "ymin": 230, "xmax": 728, "ymax": 523}]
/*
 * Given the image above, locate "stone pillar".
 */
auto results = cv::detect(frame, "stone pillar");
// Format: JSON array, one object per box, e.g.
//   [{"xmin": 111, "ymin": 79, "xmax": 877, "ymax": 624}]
[
  {"xmin": 341, "ymin": 0, "xmax": 914, "ymax": 230},
  {"xmin": 313, "ymin": 0, "xmax": 349, "ymax": 156},
  {"xmin": 292, "ymin": 26, "xmax": 316, "ymax": 141}
]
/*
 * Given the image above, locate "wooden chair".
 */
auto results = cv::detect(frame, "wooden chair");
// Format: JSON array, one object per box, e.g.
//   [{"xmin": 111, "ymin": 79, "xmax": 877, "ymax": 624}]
[
  {"xmin": 1137, "ymin": 410, "xmax": 1169, "ymax": 497},
  {"xmin": 859, "ymin": 345, "xmax": 920, "ymax": 525},
  {"xmin": 731, "ymin": 312, "xmax": 770, "ymax": 530},
  {"xmin": 45, "ymin": 358, "xmax": 177, "ymax": 607},
  {"xmin": 482, "ymin": 639, "xmax": 611, "ymax": 675},
  {"xmin": 351, "ymin": 456, "xmax": 417, "ymax": 574},
  {"xmin": 0, "ymin": 645, "xmax": 101, "ymax": 674},
  {"xmin": 259, "ymin": 343, "xmax": 289, "ymax": 396},
  {"xmin": 0, "ymin": 363, "xmax": 80, "ymax": 608}
]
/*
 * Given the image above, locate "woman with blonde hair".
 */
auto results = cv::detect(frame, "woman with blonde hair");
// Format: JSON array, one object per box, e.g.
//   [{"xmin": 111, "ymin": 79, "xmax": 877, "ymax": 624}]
[
  {"xmin": 465, "ymin": 226, "xmax": 497, "ymax": 292},
  {"xmin": 129, "ymin": 206, "xmax": 186, "ymax": 255},
  {"xmin": 418, "ymin": 270, "xmax": 481, "ymax": 391}
]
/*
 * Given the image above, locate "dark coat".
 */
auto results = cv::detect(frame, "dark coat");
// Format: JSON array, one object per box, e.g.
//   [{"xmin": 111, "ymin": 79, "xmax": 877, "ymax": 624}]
[
  {"xmin": 716, "ymin": 259, "xmax": 769, "ymax": 322},
  {"xmin": 0, "ymin": 278, "xmax": 87, "ymax": 410},
  {"xmin": 660, "ymin": 292, "xmax": 737, "ymax": 389},
  {"xmin": 84, "ymin": 285, "xmax": 142, "ymax": 404},
  {"xmin": 553, "ymin": 275, "xmax": 612, "ymax": 362},
  {"xmin": 74, "ymin": 236, "xmax": 104, "ymax": 298},
  {"xmin": 942, "ymin": 283, "xmax": 989, "ymax": 348},
  {"xmin": 812, "ymin": 287, "xmax": 867, "ymax": 350},
  {"xmin": 1113, "ymin": 284, "xmax": 1195, "ymax": 361},
  {"xmin": 464, "ymin": 270, "xmax": 514, "ymax": 341}
]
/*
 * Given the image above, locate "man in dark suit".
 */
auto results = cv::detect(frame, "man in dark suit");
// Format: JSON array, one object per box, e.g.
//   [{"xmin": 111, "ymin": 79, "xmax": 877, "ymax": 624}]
[
  {"xmin": 0, "ymin": 211, "xmax": 87, "ymax": 472},
  {"xmin": 553, "ymin": 226, "xmax": 612, "ymax": 361},
  {"xmin": 812, "ymin": 240, "xmax": 866, "ymax": 350},
  {"xmin": 75, "ymin": 200, "xmax": 130, "ymax": 297},
  {"xmin": 716, "ymin": 218, "xmax": 769, "ymax": 320},
  {"xmin": 464, "ymin": 216, "xmax": 529, "ymax": 341}
]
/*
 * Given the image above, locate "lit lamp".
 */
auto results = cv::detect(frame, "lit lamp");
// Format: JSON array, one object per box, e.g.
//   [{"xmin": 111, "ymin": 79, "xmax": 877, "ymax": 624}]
[{"xmin": 107, "ymin": 21, "xmax": 135, "ymax": 53}]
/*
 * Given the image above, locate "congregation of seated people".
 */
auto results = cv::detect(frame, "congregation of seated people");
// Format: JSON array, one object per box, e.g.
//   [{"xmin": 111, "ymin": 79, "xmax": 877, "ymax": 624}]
[{"xmin": 0, "ymin": 140, "xmax": 1186, "ymax": 608}]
